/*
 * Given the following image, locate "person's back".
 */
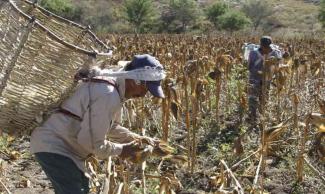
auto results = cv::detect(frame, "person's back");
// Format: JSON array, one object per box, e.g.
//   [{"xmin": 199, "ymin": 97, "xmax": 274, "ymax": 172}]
[{"xmin": 31, "ymin": 79, "xmax": 123, "ymax": 171}]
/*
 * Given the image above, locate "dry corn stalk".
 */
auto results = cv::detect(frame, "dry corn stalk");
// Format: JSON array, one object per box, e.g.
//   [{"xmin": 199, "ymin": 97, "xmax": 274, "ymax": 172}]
[
  {"xmin": 318, "ymin": 99, "xmax": 325, "ymax": 115},
  {"xmin": 182, "ymin": 68, "xmax": 192, "ymax": 170},
  {"xmin": 161, "ymin": 89, "xmax": 169, "ymax": 141},
  {"xmin": 297, "ymin": 117, "xmax": 309, "ymax": 182},
  {"xmin": 101, "ymin": 157, "xmax": 112, "ymax": 194},
  {"xmin": 141, "ymin": 128, "xmax": 147, "ymax": 194},
  {"xmin": 0, "ymin": 178, "xmax": 11, "ymax": 194},
  {"xmin": 219, "ymin": 160, "xmax": 244, "ymax": 194},
  {"xmin": 208, "ymin": 64, "xmax": 223, "ymax": 122},
  {"xmin": 84, "ymin": 155, "xmax": 101, "ymax": 192}
]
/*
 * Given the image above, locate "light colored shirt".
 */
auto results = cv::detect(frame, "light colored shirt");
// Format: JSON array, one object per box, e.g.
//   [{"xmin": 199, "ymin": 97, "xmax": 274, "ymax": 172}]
[{"xmin": 30, "ymin": 77, "xmax": 139, "ymax": 171}]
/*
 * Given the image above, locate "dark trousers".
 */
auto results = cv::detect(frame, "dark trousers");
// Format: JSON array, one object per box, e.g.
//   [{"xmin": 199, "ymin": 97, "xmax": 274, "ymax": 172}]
[
  {"xmin": 248, "ymin": 83, "xmax": 262, "ymax": 123},
  {"xmin": 248, "ymin": 81, "xmax": 270, "ymax": 129},
  {"xmin": 35, "ymin": 152, "xmax": 89, "ymax": 194}
]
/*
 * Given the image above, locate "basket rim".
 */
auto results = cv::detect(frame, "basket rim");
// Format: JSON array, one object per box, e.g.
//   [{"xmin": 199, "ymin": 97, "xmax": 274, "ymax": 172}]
[{"xmin": 5, "ymin": 0, "xmax": 113, "ymax": 57}]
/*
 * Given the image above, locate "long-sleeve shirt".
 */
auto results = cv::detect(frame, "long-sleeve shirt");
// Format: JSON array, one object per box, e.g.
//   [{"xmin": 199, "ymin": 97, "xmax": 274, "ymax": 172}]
[
  {"xmin": 248, "ymin": 47, "xmax": 282, "ymax": 85},
  {"xmin": 30, "ymin": 77, "xmax": 139, "ymax": 172}
]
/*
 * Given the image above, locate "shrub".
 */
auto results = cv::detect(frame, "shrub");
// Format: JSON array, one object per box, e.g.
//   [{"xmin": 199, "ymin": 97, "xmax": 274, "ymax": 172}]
[{"xmin": 218, "ymin": 10, "xmax": 251, "ymax": 32}]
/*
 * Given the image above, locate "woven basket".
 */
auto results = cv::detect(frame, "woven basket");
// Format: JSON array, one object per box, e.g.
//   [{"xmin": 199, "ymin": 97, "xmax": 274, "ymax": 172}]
[{"xmin": 0, "ymin": 0, "xmax": 113, "ymax": 133}]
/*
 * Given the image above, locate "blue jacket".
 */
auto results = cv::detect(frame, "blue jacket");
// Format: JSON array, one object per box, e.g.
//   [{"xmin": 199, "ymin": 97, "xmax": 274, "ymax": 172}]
[{"xmin": 248, "ymin": 47, "xmax": 282, "ymax": 85}]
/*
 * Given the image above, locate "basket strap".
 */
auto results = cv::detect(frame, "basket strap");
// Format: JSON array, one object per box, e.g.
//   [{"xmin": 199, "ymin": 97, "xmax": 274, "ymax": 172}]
[
  {"xmin": 57, "ymin": 78, "xmax": 119, "ymax": 122},
  {"xmin": 83, "ymin": 78, "xmax": 120, "ymax": 96},
  {"xmin": 57, "ymin": 108, "xmax": 82, "ymax": 121}
]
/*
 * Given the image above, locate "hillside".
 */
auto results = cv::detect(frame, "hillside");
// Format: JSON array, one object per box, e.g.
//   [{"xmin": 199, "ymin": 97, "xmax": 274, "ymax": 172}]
[
  {"xmin": 269, "ymin": 0, "xmax": 322, "ymax": 36},
  {"xmin": 54, "ymin": 0, "xmax": 323, "ymax": 35},
  {"xmin": 220, "ymin": 0, "xmax": 322, "ymax": 36}
]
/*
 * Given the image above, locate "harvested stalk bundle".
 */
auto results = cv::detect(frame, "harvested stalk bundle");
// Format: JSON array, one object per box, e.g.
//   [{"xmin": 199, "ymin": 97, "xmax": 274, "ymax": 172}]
[{"xmin": 123, "ymin": 139, "xmax": 186, "ymax": 164}]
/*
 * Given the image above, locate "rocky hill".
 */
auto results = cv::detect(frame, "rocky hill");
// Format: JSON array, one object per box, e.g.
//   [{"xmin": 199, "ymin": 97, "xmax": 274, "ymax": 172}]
[{"xmin": 223, "ymin": 0, "xmax": 322, "ymax": 36}]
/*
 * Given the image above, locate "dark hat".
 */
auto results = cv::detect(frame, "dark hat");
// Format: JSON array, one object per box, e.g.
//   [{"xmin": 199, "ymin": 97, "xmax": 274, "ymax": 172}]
[
  {"xmin": 127, "ymin": 54, "xmax": 165, "ymax": 98},
  {"xmin": 260, "ymin": 36, "xmax": 272, "ymax": 47}
]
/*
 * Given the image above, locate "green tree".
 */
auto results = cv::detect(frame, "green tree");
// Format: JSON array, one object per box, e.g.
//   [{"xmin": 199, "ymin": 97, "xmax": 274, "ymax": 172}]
[
  {"xmin": 160, "ymin": 0, "xmax": 201, "ymax": 33},
  {"xmin": 218, "ymin": 10, "xmax": 251, "ymax": 32},
  {"xmin": 76, "ymin": 0, "xmax": 115, "ymax": 33},
  {"xmin": 206, "ymin": 2, "xmax": 228, "ymax": 29},
  {"xmin": 123, "ymin": 0, "xmax": 157, "ymax": 33},
  {"xmin": 39, "ymin": 0, "xmax": 80, "ymax": 20},
  {"xmin": 242, "ymin": 0, "xmax": 274, "ymax": 31},
  {"xmin": 319, "ymin": 0, "xmax": 325, "ymax": 28}
]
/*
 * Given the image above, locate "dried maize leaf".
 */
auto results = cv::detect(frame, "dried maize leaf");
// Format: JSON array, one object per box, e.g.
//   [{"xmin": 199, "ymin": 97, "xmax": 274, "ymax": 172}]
[
  {"xmin": 311, "ymin": 61, "xmax": 322, "ymax": 76},
  {"xmin": 153, "ymin": 141, "xmax": 175, "ymax": 157},
  {"xmin": 318, "ymin": 99, "xmax": 325, "ymax": 115},
  {"xmin": 161, "ymin": 172, "xmax": 183, "ymax": 191},
  {"xmin": 298, "ymin": 122, "xmax": 306, "ymax": 127},
  {"xmin": 277, "ymin": 71, "xmax": 287, "ymax": 89},
  {"xmin": 184, "ymin": 60, "xmax": 198, "ymax": 76},
  {"xmin": 268, "ymin": 122, "xmax": 284, "ymax": 130},
  {"xmin": 116, "ymin": 183, "xmax": 124, "ymax": 194},
  {"xmin": 152, "ymin": 97, "xmax": 162, "ymax": 105},
  {"xmin": 163, "ymin": 155, "xmax": 188, "ymax": 164},
  {"xmin": 265, "ymin": 122, "xmax": 288, "ymax": 142},
  {"xmin": 309, "ymin": 113, "xmax": 325, "ymax": 129},
  {"xmin": 18, "ymin": 178, "xmax": 32, "ymax": 188},
  {"xmin": 85, "ymin": 155, "xmax": 99, "ymax": 173},
  {"xmin": 293, "ymin": 94, "xmax": 300, "ymax": 104},
  {"xmin": 210, "ymin": 175, "xmax": 223, "ymax": 187},
  {"xmin": 318, "ymin": 125, "xmax": 325, "ymax": 133},
  {"xmin": 9, "ymin": 151, "xmax": 20, "ymax": 160}
]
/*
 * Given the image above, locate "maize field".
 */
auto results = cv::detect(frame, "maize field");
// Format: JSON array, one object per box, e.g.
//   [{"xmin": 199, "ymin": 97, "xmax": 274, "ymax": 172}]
[
  {"xmin": 0, "ymin": 0, "xmax": 325, "ymax": 194},
  {"xmin": 86, "ymin": 34, "xmax": 324, "ymax": 194}
]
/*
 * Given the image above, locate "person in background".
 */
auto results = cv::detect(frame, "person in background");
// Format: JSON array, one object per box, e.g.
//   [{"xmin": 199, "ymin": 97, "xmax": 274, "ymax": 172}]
[
  {"xmin": 30, "ymin": 54, "xmax": 165, "ymax": 194},
  {"xmin": 247, "ymin": 36, "xmax": 282, "ymax": 131}
]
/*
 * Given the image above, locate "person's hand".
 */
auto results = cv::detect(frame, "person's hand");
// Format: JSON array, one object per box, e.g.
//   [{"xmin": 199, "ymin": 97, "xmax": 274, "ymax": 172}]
[
  {"xmin": 119, "ymin": 141, "xmax": 154, "ymax": 163},
  {"xmin": 267, "ymin": 56, "xmax": 280, "ymax": 66},
  {"xmin": 119, "ymin": 141, "xmax": 142, "ymax": 160},
  {"xmin": 139, "ymin": 136, "xmax": 159, "ymax": 146},
  {"xmin": 282, "ymin": 51, "xmax": 290, "ymax": 59}
]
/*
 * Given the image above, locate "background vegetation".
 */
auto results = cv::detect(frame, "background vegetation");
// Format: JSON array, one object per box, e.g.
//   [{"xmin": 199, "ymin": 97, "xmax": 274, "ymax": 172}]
[{"xmin": 38, "ymin": 0, "xmax": 324, "ymax": 36}]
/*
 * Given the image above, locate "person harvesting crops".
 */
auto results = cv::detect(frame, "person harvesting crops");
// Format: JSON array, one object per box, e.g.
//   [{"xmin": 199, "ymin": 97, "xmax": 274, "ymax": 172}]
[
  {"xmin": 30, "ymin": 54, "xmax": 166, "ymax": 194},
  {"xmin": 247, "ymin": 36, "xmax": 282, "ymax": 132}
]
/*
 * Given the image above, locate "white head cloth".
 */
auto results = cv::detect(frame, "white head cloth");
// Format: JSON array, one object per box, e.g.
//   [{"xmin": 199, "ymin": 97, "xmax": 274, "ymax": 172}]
[{"xmin": 91, "ymin": 65, "xmax": 166, "ymax": 81}]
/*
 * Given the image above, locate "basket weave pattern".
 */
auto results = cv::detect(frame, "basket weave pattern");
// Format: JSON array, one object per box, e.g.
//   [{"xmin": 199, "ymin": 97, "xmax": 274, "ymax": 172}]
[{"xmin": 0, "ymin": 0, "xmax": 111, "ymax": 133}]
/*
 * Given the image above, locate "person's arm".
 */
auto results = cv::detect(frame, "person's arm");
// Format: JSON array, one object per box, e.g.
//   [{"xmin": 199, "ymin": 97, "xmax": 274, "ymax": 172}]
[
  {"xmin": 106, "ymin": 108, "xmax": 140, "ymax": 143},
  {"xmin": 108, "ymin": 123, "xmax": 141, "ymax": 143},
  {"xmin": 272, "ymin": 49, "xmax": 283, "ymax": 60},
  {"xmin": 108, "ymin": 108, "xmax": 158, "ymax": 145}
]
